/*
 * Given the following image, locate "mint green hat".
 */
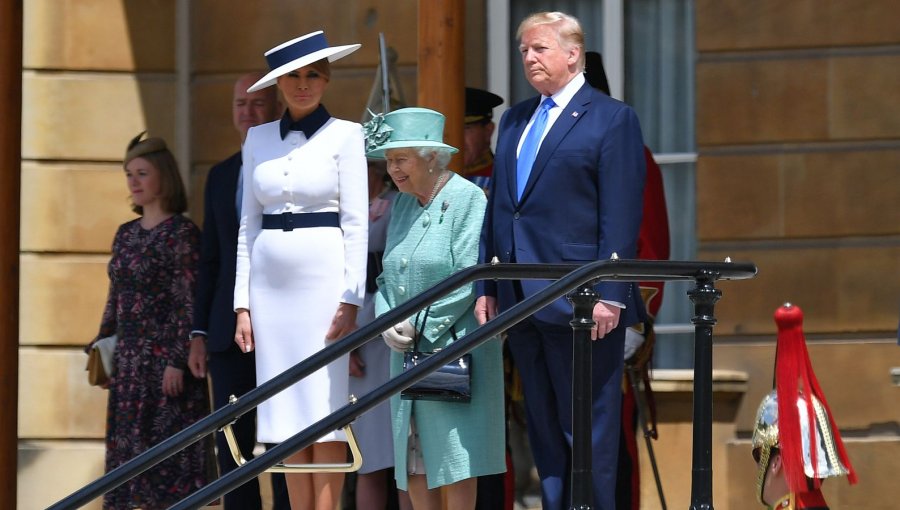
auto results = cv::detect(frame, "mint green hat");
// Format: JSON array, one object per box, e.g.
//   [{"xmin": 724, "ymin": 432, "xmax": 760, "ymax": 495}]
[{"xmin": 363, "ymin": 107, "xmax": 459, "ymax": 158}]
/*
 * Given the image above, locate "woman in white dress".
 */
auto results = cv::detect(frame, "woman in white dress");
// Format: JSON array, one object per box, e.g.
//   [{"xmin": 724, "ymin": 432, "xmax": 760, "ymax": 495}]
[{"xmin": 233, "ymin": 31, "xmax": 367, "ymax": 510}]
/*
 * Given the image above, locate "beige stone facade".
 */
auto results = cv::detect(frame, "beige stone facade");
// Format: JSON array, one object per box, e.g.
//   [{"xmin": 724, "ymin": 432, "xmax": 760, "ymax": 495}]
[
  {"xmin": 690, "ymin": 0, "xmax": 900, "ymax": 509},
  {"xmin": 16, "ymin": 1, "xmax": 899, "ymax": 509}
]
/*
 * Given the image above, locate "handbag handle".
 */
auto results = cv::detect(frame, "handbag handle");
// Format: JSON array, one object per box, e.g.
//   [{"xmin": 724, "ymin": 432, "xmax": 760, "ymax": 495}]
[{"xmin": 411, "ymin": 306, "xmax": 430, "ymax": 355}]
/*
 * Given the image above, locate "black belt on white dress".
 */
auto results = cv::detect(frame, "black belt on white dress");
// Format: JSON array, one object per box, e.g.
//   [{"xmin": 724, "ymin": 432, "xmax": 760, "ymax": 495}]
[{"xmin": 261, "ymin": 212, "xmax": 339, "ymax": 231}]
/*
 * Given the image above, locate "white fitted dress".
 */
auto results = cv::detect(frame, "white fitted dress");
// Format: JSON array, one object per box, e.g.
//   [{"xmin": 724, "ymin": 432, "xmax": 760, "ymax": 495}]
[{"xmin": 235, "ymin": 115, "xmax": 367, "ymax": 443}]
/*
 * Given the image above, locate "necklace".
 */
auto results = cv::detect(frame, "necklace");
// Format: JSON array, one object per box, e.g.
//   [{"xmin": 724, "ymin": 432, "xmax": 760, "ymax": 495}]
[{"xmin": 424, "ymin": 170, "xmax": 449, "ymax": 207}]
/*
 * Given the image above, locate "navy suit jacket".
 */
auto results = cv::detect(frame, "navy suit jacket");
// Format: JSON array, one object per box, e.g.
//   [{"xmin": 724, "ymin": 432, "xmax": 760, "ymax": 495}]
[
  {"xmin": 479, "ymin": 82, "xmax": 647, "ymax": 327},
  {"xmin": 193, "ymin": 151, "xmax": 242, "ymax": 352}
]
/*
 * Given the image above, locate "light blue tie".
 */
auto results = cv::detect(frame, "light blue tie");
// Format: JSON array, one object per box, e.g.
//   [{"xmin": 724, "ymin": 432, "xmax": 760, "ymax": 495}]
[{"xmin": 516, "ymin": 97, "xmax": 556, "ymax": 199}]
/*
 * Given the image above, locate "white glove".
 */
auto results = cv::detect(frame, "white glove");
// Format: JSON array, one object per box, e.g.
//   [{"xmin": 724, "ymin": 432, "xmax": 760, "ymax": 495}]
[
  {"xmin": 382, "ymin": 320, "xmax": 416, "ymax": 352},
  {"xmin": 624, "ymin": 326, "xmax": 646, "ymax": 361}
]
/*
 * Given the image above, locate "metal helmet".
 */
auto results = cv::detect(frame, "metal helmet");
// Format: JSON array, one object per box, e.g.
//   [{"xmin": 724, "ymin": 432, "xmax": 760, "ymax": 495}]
[
  {"xmin": 750, "ymin": 304, "xmax": 857, "ymax": 506},
  {"xmin": 751, "ymin": 390, "xmax": 851, "ymax": 505}
]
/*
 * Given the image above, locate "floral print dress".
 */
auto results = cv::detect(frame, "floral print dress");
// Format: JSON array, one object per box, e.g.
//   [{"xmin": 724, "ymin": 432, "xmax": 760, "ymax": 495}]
[{"xmin": 95, "ymin": 215, "xmax": 210, "ymax": 509}]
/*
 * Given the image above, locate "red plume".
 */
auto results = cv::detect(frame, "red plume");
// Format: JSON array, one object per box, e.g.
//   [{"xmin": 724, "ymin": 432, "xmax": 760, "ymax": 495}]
[{"xmin": 774, "ymin": 304, "xmax": 857, "ymax": 492}]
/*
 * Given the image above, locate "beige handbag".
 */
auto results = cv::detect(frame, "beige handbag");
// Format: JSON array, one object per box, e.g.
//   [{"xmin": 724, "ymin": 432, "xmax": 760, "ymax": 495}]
[{"xmin": 86, "ymin": 335, "xmax": 117, "ymax": 386}]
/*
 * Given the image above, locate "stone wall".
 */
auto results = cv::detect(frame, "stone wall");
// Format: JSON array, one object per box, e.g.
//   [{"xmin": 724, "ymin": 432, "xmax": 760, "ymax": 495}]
[
  {"xmin": 692, "ymin": 1, "xmax": 900, "ymax": 508},
  {"xmin": 694, "ymin": 0, "xmax": 900, "ymax": 335},
  {"xmin": 20, "ymin": 1, "xmax": 177, "ymax": 507}
]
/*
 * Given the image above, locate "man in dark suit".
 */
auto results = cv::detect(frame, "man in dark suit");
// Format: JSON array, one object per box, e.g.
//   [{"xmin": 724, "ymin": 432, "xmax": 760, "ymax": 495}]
[
  {"xmin": 187, "ymin": 72, "xmax": 288, "ymax": 510},
  {"xmin": 475, "ymin": 11, "xmax": 647, "ymax": 510}
]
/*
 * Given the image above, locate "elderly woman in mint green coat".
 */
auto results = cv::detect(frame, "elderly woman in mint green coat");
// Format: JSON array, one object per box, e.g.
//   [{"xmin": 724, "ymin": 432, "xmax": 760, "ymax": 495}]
[{"xmin": 368, "ymin": 107, "xmax": 505, "ymax": 510}]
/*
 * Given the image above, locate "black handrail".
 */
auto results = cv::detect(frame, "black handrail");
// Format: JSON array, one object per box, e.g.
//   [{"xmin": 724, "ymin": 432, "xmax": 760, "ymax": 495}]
[{"xmin": 48, "ymin": 259, "xmax": 756, "ymax": 510}]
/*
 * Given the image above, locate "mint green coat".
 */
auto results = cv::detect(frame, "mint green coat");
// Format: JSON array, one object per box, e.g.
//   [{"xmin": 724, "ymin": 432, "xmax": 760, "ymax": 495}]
[{"xmin": 375, "ymin": 174, "xmax": 505, "ymax": 490}]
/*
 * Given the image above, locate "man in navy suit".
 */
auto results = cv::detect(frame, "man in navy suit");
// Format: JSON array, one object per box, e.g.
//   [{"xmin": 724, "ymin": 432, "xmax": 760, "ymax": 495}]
[
  {"xmin": 475, "ymin": 12, "xmax": 647, "ymax": 510},
  {"xmin": 187, "ymin": 72, "xmax": 288, "ymax": 510}
]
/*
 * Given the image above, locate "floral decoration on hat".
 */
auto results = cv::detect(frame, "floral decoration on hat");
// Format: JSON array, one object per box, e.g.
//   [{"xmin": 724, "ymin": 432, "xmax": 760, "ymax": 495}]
[{"xmin": 362, "ymin": 111, "xmax": 394, "ymax": 154}]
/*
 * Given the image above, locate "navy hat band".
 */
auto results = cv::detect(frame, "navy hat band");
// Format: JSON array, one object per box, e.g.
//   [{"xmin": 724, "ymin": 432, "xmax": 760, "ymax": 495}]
[{"xmin": 266, "ymin": 32, "xmax": 329, "ymax": 70}]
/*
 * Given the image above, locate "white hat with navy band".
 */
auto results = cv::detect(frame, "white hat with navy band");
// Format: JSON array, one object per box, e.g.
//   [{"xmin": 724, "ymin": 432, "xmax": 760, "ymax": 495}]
[{"xmin": 247, "ymin": 30, "xmax": 360, "ymax": 93}]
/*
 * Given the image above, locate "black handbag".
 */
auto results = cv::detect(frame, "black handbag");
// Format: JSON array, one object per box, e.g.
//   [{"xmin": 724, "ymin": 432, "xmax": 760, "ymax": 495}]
[{"xmin": 401, "ymin": 307, "xmax": 472, "ymax": 402}]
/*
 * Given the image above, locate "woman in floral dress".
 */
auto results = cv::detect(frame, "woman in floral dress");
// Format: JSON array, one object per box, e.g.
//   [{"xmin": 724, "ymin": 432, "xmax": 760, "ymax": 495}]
[{"xmin": 91, "ymin": 133, "xmax": 210, "ymax": 509}]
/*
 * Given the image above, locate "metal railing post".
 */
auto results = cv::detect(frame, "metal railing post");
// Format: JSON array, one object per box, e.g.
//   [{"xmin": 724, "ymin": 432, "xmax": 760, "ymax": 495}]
[
  {"xmin": 568, "ymin": 284, "xmax": 599, "ymax": 509},
  {"xmin": 688, "ymin": 270, "xmax": 721, "ymax": 510}
]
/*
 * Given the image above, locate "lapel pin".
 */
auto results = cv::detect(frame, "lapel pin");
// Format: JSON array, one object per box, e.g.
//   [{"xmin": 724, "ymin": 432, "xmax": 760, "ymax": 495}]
[{"xmin": 571, "ymin": 111, "xmax": 579, "ymax": 118}]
